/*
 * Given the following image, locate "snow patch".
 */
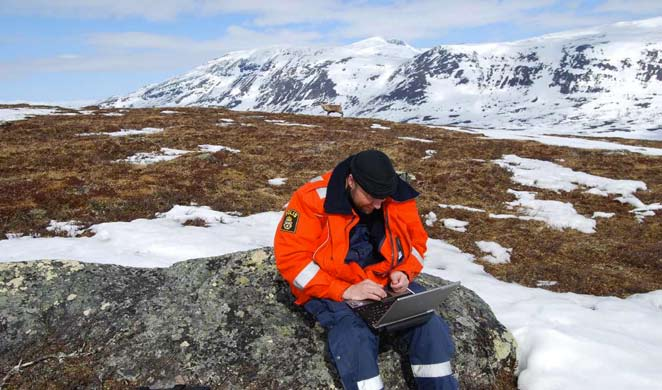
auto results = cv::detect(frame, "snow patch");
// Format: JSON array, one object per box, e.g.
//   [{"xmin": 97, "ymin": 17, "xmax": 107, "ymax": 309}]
[
  {"xmin": 506, "ymin": 190, "xmax": 596, "ymax": 234},
  {"xmin": 425, "ymin": 211, "xmax": 438, "ymax": 227},
  {"xmin": 156, "ymin": 205, "xmax": 241, "ymax": 225},
  {"xmin": 439, "ymin": 204, "xmax": 487, "ymax": 213},
  {"xmin": 118, "ymin": 148, "xmax": 190, "ymax": 165},
  {"xmin": 265, "ymin": 119, "xmax": 317, "ymax": 127},
  {"xmin": 78, "ymin": 127, "xmax": 164, "ymax": 137},
  {"xmin": 476, "ymin": 241, "xmax": 512, "ymax": 264},
  {"xmin": 442, "ymin": 218, "xmax": 469, "ymax": 232},
  {"xmin": 422, "ymin": 150, "xmax": 437, "ymax": 160},
  {"xmin": 268, "ymin": 178, "xmax": 287, "ymax": 186},
  {"xmin": 0, "ymin": 107, "xmax": 58, "ymax": 122},
  {"xmin": 495, "ymin": 155, "xmax": 657, "ymax": 221},
  {"xmin": 46, "ymin": 220, "xmax": 84, "ymax": 237},
  {"xmin": 398, "ymin": 136, "xmax": 434, "ymax": 143},
  {"xmin": 198, "ymin": 144, "xmax": 240, "ymax": 154}
]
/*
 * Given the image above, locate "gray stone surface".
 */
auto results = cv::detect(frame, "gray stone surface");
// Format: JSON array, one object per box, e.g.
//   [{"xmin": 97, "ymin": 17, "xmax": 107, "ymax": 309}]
[{"xmin": 0, "ymin": 248, "xmax": 517, "ymax": 389}]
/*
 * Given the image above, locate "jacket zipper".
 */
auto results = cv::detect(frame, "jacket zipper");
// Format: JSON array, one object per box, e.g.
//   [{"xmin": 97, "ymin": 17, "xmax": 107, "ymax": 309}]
[
  {"xmin": 312, "ymin": 217, "xmax": 331, "ymax": 262},
  {"xmin": 343, "ymin": 215, "xmax": 357, "ymax": 262},
  {"xmin": 395, "ymin": 237, "xmax": 404, "ymax": 264},
  {"xmin": 384, "ymin": 207, "xmax": 396, "ymax": 275}
]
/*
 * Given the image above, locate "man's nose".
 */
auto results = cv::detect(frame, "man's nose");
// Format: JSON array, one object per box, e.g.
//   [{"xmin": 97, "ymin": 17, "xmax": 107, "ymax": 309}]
[{"xmin": 372, "ymin": 199, "xmax": 384, "ymax": 209}]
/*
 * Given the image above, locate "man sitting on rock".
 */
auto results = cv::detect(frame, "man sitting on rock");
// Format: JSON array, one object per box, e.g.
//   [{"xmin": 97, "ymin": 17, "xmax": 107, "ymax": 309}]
[{"xmin": 274, "ymin": 149, "xmax": 458, "ymax": 390}]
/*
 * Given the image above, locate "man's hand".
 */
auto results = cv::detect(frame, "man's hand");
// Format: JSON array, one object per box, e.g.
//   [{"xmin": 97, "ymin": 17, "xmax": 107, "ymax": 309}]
[
  {"xmin": 342, "ymin": 279, "xmax": 387, "ymax": 301},
  {"xmin": 389, "ymin": 271, "xmax": 409, "ymax": 293}
]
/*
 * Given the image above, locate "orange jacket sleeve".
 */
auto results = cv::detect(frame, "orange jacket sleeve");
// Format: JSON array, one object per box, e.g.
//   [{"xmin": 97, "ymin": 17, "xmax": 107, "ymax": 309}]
[
  {"xmin": 392, "ymin": 199, "xmax": 427, "ymax": 281},
  {"xmin": 274, "ymin": 188, "xmax": 351, "ymax": 303}
]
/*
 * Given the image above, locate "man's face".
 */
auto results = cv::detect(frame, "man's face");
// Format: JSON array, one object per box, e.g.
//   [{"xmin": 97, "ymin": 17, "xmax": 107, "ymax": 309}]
[{"xmin": 348, "ymin": 175, "xmax": 386, "ymax": 214}]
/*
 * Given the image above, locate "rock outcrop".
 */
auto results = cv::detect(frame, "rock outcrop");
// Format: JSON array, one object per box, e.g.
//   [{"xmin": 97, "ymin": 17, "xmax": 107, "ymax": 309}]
[{"xmin": 0, "ymin": 248, "xmax": 517, "ymax": 389}]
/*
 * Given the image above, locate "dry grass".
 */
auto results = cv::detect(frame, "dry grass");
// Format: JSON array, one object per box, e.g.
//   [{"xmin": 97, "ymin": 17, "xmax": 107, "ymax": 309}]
[{"xmin": 1, "ymin": 104, "xmax": 661, "ymax": 297}]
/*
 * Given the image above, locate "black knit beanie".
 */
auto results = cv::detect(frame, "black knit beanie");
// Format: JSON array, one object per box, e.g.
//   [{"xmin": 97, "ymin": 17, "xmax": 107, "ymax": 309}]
[{"xmin": 350, "ymin": 150, "xmax": 398, "ymax": 198}]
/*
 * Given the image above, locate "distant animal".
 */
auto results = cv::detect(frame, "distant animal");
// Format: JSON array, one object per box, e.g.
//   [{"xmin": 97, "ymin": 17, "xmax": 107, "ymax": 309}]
[{"xmin": 316, "ymin": 102, "xmax": 344, "ymax": 117}]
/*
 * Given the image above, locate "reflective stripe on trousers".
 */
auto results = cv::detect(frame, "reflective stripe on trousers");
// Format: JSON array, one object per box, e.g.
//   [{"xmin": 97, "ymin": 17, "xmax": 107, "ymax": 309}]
[
  {"xmin": 357, "ymin": 374, "xmax": 383, "ymax": 390},
  {"xmin": 412, "ymin": 361, "xmax": 453, "ymax": 378},
  {"xmin": 303, "ymin": 281, "xmax": 458, "ymax": 390}
]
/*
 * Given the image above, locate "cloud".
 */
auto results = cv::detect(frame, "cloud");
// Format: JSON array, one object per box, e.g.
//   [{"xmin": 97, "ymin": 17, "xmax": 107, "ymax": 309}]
[
  {"xmin": 203, "ymin": 0, "xmax": 605, "ymax": 43},
  {"xmin": 330, "ymin": 1, "xmax": 558, "ymax": 40},
  {"xmin": 221, "ymin": 26, "xmax": 323, "ymax": 49},
  {"xmin": 0, "ymin": 27, "xmax": 324, "ymax": 79},
  {"xmin": 509, "ymin": 12, "xmax": 614, "ymax": 33},
  {"xmin": 200, "ymin": 0, "xmax": 561, "ymax": 41},
  {"xmin": 0, "ymin": 53, "xmax": 177, "ymax": 76},
  {"xmin": 0, "ymin": 0, "xmax": 560, "ymax": 28},
  {"xmin": 57, "ymin": 54, "xmax": 81, "ymax": 60},
  {"xmin": 3, "ymin": 1, "xmax": 661, "ymax": 41},
  {"xmin": 596, "ymin": 0, "xmax": 662, "ymax": 14},
  {"xmin": 87, "ymin": 32, "xmax": 197, "ymax": 50},
  {"xmin": 87, "ymin": 27, "xmax": 322, "ymax": 54},
  {"xmin": 203, "ymin": 0, "xmax": 341, "ymax": 26},
  {"xmin": 0, "ymin": 0, "xmax": 198, "ymax": 21}
]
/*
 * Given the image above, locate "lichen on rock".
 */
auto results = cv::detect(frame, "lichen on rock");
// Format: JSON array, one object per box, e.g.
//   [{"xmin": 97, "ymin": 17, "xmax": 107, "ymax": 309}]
[{"xmin": 0, "ymin": 248, "xmax": 517, "ymax": 389}]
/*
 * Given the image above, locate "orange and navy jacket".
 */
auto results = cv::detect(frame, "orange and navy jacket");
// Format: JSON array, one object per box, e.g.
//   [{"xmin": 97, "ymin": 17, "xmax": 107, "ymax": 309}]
[{"xmin": 274, "ymin": 156, "xmax": 428, "ymax": 305}]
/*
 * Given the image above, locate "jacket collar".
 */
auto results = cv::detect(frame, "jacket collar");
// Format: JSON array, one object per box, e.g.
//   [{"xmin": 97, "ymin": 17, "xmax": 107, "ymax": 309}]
[{"xmin": 323, "ymin": 155, "xmax": 420, "ymax": 215}]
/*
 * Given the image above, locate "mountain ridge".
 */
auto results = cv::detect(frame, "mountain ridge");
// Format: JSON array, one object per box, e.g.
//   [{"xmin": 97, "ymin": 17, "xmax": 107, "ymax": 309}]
[{"xmin": 101, "ymin": 17, "xmax": 662, "ymax": 140}]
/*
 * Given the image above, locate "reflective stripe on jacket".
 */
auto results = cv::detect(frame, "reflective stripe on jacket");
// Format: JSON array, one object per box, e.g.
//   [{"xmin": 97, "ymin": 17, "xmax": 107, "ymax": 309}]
[{"xmin": 274, "ymin": 156, "xmax": 428, "ymax": 305}]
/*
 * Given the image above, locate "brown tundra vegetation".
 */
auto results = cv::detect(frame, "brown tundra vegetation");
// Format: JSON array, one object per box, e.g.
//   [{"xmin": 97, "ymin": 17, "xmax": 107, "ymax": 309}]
[{"xmin": 1, "ymin": 104, "xmax": 661, "ymax": 297}]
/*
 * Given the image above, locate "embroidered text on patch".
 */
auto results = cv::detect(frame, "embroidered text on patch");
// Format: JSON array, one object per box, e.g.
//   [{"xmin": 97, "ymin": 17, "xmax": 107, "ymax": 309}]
[{"xmin": 281, "ymin": 209, "xmax": 299, "ymax": 233}]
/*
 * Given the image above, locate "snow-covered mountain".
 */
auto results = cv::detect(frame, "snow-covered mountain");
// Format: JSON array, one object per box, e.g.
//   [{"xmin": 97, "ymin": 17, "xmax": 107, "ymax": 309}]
[
  {"xmin": 102, "ymin": 37, "xmax": 421, "ymax": 114},
  {"xmin": 101, "ymin": 18, "xmax": 662, "ymax": 139}
]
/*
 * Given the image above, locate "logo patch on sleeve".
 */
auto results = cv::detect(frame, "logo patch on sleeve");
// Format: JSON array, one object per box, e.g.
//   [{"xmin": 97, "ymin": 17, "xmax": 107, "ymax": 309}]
[{"xmin": 280, "ymin": 209, "xmax": 299, "ymax": 233}]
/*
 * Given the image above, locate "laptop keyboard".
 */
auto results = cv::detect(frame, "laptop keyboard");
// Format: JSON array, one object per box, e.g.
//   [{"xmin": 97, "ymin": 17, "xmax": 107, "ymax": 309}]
[{"xmin": 354, "ymin": 298, "xmax": 396, "ymax": 326}]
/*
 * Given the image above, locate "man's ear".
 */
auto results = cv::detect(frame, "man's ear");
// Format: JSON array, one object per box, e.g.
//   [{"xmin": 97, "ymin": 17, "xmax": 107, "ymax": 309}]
[{"xmin": 347, "ymin": 174, "xmax": 355, "ymax": 189}]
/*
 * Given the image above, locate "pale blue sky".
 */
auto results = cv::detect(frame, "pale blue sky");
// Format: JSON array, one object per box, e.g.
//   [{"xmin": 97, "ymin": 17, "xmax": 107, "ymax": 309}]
[{"xmin": 1, "ymin": 0, "xmax": 661, "ymax": 105}]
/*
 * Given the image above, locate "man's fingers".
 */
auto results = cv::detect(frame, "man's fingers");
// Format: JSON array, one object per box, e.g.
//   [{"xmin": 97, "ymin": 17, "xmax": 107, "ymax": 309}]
[
  {"xmin": 362, "ymin": 280, "xmax": 385, "ymax": 297},
  {"xmin": 370, "ymin": 290, "xmax": 386, "ymax": 300},
  {"xmin": 363, "ymin": 279, "xmax": 382, "ymax": 287},
  {"xmin": 366, "ymin": 285, "xmax": 386, "ymax": 300},
  {"xmin": 367, "ymin": 286, "xmax": 385, "ymax": 299},
  {"xmin": 348, "ymin": 279, "xmax": 388, "ymax": 300}
]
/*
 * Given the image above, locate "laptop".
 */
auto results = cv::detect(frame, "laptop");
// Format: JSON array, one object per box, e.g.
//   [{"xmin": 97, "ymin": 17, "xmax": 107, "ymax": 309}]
[{"xmin": 346, "ymin": 282, "xmax": 460, "ymax": 332}]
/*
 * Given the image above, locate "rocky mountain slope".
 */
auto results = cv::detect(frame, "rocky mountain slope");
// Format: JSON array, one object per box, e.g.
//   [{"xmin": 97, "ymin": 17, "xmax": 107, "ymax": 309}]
[{"xmin": 101, "ymin": 18, "xmax": 662, "ymax": 139}]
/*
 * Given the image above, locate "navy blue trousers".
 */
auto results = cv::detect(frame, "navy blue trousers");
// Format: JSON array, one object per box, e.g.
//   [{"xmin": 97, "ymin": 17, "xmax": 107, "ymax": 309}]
[{"xmin": 304, "ymin": 282, "xmax": 459, "ymax": 390}]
